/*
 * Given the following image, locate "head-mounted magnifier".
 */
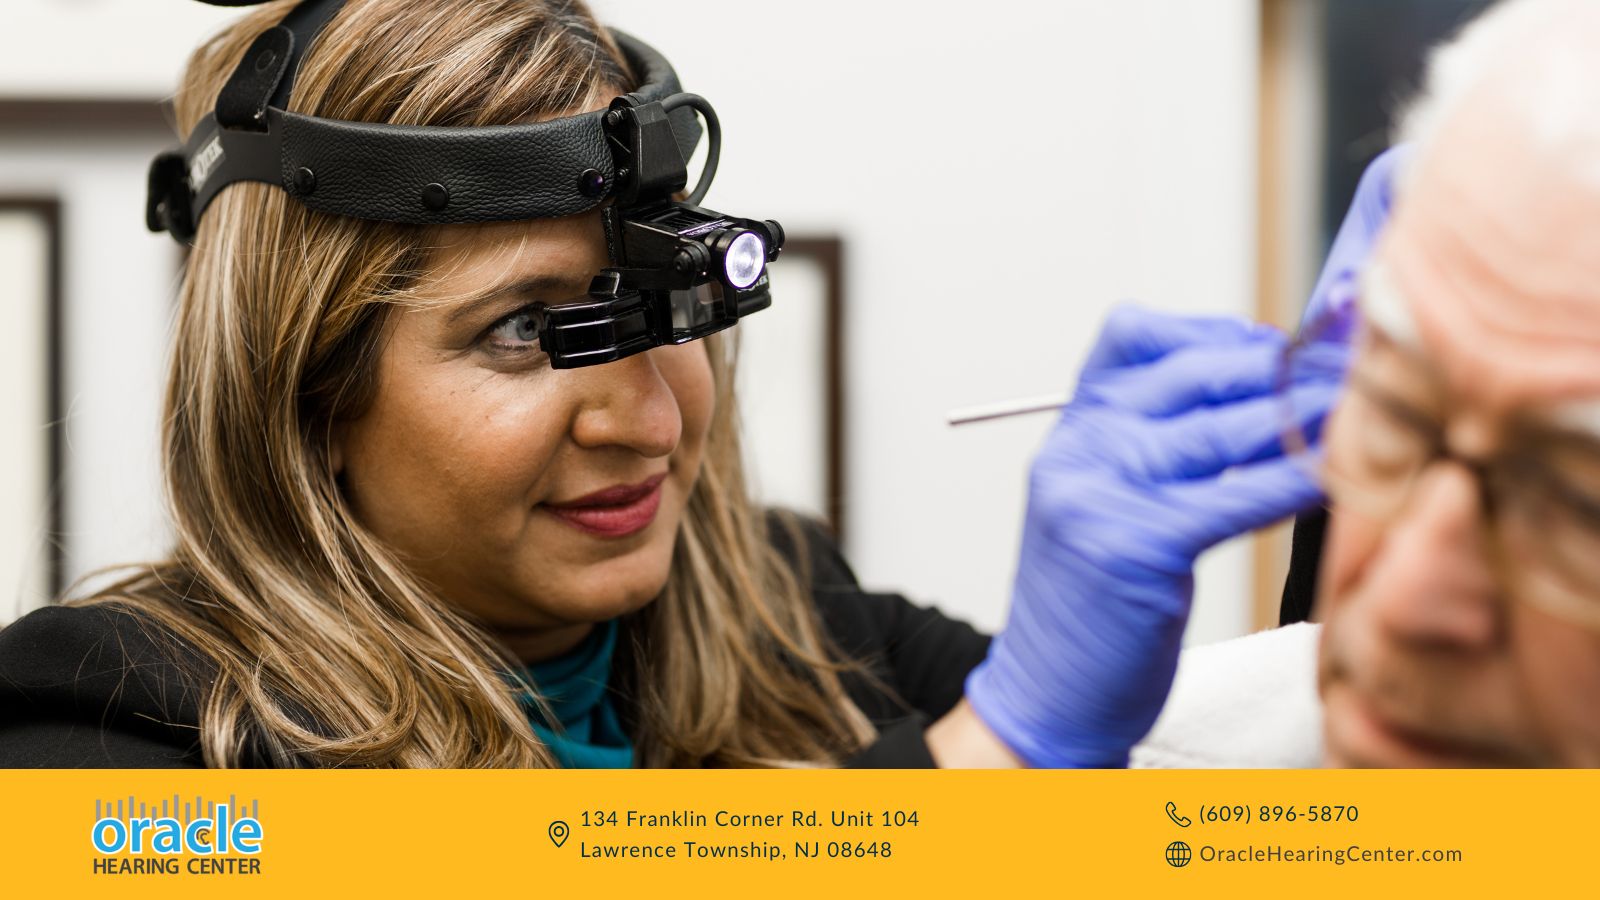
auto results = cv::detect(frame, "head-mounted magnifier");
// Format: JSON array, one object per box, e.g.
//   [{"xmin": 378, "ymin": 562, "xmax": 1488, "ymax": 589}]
[{"xmin": 148, "ymin": 0, "xmax": 783, "ymax": 368}]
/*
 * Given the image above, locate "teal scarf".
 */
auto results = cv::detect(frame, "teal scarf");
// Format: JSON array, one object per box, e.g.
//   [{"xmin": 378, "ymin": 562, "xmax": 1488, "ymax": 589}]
[{"xmin": 508, "ymin": 618, "xmax": 635, "ymax": 768}]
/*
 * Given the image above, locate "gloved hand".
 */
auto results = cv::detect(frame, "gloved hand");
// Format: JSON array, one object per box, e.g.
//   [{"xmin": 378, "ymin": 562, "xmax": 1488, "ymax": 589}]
[
  {"xmin": 959, "ymin": 147, "xmax": 1407, "ymax": 768},
  {"xmin": 963, "ymin": 306, "xmax": 1341, "ymax": 767},
  {"xmin": 1302, "ymin": 144, "xmax": 1411, "ymax": 328}
]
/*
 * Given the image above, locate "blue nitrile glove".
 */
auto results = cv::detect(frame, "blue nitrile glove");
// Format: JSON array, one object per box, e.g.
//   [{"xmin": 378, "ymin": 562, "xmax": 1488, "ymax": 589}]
[
  {"xmin": 963, "ymin": 306, "xmax": 1342, "ymax": 767},
  {"xmin": 1302, "ymin": 145, "xmax": 1410, "ymax": 328}
]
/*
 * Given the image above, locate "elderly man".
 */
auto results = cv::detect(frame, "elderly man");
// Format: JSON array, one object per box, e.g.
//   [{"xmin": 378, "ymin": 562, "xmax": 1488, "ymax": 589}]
[
  {"xmin": 1131, "ymin": 0, "xmax": 1600, "ymax": 769},
  {"xmin": 1311, "ymin": 0, "xmax": 1600, "ymax": 767}
]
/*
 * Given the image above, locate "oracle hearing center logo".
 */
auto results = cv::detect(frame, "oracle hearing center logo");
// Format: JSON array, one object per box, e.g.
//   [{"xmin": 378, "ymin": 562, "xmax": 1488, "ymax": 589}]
[{"xmin": 90, "ymin": 795, "xmax": 263, "ymax": 876}]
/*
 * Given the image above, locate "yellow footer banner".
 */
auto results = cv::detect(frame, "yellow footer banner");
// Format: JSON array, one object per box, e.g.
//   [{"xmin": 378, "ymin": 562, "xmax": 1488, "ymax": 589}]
[{"xmin": 1, "ymin": 770, "xmax": 1587, "ymax": 895}]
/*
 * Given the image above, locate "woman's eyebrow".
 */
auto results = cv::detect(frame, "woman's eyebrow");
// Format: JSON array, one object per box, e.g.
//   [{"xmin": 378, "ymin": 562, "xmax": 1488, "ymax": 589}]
[{"xmin": 443, "ymin": 273, "xmax": 591, "ymax": 325}]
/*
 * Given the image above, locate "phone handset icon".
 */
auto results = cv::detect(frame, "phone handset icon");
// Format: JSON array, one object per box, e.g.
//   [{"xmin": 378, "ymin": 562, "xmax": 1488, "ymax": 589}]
[{"xmin": 1165, "ymin": 802, "xmax": 1192, "ymax": 828}]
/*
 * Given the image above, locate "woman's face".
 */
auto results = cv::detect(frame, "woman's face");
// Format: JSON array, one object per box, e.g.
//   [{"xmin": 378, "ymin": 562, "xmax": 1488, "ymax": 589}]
[{"xmin": 333, "ymin": 211, "xmax": 715, "ymax": 661}]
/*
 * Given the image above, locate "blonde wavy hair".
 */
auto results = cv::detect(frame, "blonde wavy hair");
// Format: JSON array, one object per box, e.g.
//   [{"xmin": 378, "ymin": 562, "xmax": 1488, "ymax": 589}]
[{"xmin": 71, "ymin": 0, "xmax": 883, "ymax": 767}]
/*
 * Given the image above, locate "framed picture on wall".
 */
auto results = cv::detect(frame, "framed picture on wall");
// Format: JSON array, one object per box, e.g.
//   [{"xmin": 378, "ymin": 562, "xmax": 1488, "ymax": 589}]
[
  {"xmin": 732, "ymin": 236, "xmax": 846, "ymax": 536},
  {"xmin": 0, "ymin": 198, "xmax": 62, "ymax": 622},
  {"xmin": 1, "ymin": 99, "xmax": 184, "ymax": 604}
]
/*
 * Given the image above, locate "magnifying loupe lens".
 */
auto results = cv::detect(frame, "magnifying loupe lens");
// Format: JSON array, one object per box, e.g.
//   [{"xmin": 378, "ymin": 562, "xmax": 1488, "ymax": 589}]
[{"xmin": 722, "ymin": 231, "xmax": 766, "ymax": 289}]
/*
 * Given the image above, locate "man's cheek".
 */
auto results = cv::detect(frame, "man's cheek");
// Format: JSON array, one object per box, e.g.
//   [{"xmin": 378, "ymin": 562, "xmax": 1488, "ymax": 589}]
[
  {"xmin": 1313, "ymin": 510, "xmax": 1382, "ymax": 619},
  {"xmin": 1511, "ymin": 608, "xmax": 1600, "ymax": 765}
]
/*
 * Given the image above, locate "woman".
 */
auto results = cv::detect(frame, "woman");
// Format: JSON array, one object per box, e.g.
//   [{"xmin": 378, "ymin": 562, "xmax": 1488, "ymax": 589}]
[
  {"xmin": 0, "ymin": 0, "xmax": 1341, "ymax": 768},
  {"xmin": 0, "ymin": 0, "xmax": 997, "ymax": 769}
]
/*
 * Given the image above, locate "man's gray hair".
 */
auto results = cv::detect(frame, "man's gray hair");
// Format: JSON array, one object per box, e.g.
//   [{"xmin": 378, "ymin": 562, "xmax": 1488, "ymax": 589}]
[{"xmin": 1395, "ymin": 0, "xmax": 1600, "ymax": 164}]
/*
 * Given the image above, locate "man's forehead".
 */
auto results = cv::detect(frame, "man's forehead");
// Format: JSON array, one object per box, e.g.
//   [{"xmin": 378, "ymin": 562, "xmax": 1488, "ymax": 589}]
[
  {"xmin": 1360, "ymin": 251, "xmax": 1600, "ymax": 441},
  {"xmin": 1391, "ymin": 49, "xmax": 1600, "ymax": 311},
  {"xmin": 1358, "ymin": 51, "xmax": 1600, "ymax": 435}
]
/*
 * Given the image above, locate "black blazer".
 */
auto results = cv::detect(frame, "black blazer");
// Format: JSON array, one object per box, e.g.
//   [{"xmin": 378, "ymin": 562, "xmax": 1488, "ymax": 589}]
[{"xmin": 0, "ymin": 517, "xmax": 991, "ymax": 768}]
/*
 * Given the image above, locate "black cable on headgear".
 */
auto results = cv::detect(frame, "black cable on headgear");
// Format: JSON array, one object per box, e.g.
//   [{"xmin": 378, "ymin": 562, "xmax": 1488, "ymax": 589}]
[{"xmin": 148, "ymin": 0, "xmax": 783, "ymax": 369}]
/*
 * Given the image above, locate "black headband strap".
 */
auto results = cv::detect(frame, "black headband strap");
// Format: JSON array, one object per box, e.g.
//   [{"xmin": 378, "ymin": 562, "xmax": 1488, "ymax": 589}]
[
  {"xmin": 175, "ymin": 102, "xmax": 619, "ymax": 227},
  {"xmin": 265, "ymin": 0, "xmax": 345, "ymax": 113},
  {"xmin": 212, "ymin": 0, "xmax": 345, "ymax": 130},
  {"xmin": 148, "ymin": 0, "xmax": 703, "ymax": 241}
]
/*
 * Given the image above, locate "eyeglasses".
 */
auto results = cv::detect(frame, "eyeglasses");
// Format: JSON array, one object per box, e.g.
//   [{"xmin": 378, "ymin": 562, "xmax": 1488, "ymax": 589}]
[{"xmin": 1278, "ymin": 261, "xmax": 1600, "ymax": 631}]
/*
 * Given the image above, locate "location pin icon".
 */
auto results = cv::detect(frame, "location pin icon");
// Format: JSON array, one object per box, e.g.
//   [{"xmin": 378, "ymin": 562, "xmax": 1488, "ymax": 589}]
[{"xmin": 549, "ymin": 820, "xmax": 569, "ymax": 848}]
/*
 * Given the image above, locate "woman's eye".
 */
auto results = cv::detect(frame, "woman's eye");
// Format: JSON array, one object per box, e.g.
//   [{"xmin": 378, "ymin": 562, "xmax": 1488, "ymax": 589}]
[{"xmin": 487, "ymin": 308, "xmax": 544, "ymax": 348}]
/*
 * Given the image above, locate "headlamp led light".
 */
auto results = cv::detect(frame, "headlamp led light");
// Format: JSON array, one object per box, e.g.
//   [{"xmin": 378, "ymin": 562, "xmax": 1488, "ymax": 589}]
[
  {"xmin": 722, "ymin": 232, "xmax": 767, "ymax": 290},
  {"xmin": 151, "ymin": 0, "xmax": 784, "ymax": 369}
]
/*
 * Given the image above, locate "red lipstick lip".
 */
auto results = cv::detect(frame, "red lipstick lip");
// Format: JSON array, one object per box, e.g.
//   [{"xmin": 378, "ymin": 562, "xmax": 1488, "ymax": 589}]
[
  {"xmin": 545, "ymin": 473, "xmax": 668, "ymax": 510},
  {"xmin": 541, "ymin": 473, "xmax": 667, "ymax": 538}
]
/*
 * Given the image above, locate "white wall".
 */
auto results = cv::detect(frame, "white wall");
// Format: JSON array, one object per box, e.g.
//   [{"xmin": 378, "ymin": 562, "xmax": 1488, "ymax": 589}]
[
  {"xmin": 0, "ymin": 0, "xmax": 1263, "ymax": 644},
  {"xmin": 0, "ymin": 1, "xmax": 241, "ymax": 99}
]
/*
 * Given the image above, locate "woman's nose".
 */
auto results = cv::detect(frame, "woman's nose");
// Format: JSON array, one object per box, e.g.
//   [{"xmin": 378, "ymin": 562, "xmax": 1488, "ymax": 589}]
[
  {"xmin": 568, "ymin": 349, "xmax": 683, "ymax": 458},
  {"xmin": 1363, "ymin": 461, "xmax": 1502, "ymax": 649}
]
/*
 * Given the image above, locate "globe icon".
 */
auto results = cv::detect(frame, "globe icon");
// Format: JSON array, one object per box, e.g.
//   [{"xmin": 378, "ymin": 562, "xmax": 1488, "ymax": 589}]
[{"xmin": 1166, "ymin": 840, "xmax": 1192, "ymax": 868}]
